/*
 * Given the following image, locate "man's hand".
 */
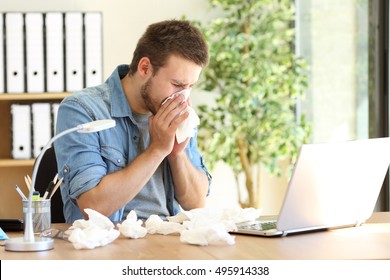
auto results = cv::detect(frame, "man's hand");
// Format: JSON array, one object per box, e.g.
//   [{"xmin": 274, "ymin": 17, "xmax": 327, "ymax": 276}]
[
  {"xmin": 148, "ymin": 93, "xmax": 189, "ymax": 157},
  {"xmin": 169, "ymin": 137, "xmax": 190, "ymax": 159}
]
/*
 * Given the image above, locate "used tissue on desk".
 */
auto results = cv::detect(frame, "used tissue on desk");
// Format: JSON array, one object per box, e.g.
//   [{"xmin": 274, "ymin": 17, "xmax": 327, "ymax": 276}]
[
  {"xmin": 145, "ymin": 214, "xmax": 186, "ymax": 235},
  {"xmin": 120, "ymin": 207, "xmax": 261, "ymax": 246},
  {"xmin": 168, "ymin": 207, "xmax": 261, "ymax": 230},
  {"xmin": 142, "ymin": 211, "xmax": 235, "ymax": 245},
  {"xmin": 161, "ymin": 89, "xmax": 200, "ymax": 144},
  {"xmin": 180, "ymin": 223, "xmax": 235, "ymax": 246},
  {"xmin": 67, "ymin": 208, "xmax": 120, "ymax": 250},
  {"xmin": 171, "ymin": 207, "xmax": 261, "ymax": 246},
  {"xmin": 117, "ymin": 210, "xmax": 147, "ymax": 239}
]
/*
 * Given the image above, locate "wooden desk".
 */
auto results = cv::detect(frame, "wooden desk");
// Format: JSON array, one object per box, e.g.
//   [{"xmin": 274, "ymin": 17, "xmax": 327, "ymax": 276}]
[{"xmin": 1, "ymin": 212, "xmax": 390, "ymax": 260}]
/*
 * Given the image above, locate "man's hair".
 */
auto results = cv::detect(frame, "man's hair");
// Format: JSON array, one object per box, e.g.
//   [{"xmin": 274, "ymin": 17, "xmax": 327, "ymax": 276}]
[{"xmin": 128, "ymin": 19, "xmax": 209, "ymax": 76}]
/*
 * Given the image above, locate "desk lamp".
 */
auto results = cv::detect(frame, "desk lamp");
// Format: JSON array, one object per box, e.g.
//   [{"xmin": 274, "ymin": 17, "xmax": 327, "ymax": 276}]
[{"xmin": 5, "ymin": 119, "xmax": 116, "ymax": 251}]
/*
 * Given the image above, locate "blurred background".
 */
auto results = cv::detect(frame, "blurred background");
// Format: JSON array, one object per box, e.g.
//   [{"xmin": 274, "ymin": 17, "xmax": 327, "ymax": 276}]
[{"xmin": 0, "ymin": 0, "xmax": 388, "ymax": 218}]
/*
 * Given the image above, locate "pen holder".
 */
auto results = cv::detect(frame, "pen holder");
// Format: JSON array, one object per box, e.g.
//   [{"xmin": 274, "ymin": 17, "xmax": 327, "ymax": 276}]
[{"xmin": 23, "ymin": 199, "xmax": 51, "ymax": 233}]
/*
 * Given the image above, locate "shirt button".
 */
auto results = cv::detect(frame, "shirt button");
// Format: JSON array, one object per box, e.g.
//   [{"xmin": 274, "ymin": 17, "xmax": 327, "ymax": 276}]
[
  {"xmin": 117, "ymin": 159, "xmax": 121, "ymax": 163},
  {"xmin": 133, "ymin": 136, "xmax": 137, "ymax": 141},
  {"xmin": 63, "ymin": 168, "xmax": 69, "ymax": 173}
]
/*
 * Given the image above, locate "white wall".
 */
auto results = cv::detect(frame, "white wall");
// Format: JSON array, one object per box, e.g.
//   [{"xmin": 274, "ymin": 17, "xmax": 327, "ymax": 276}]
[{"xmin": 1, "ymin": 0, "xmax": 285, "ymax": 214}]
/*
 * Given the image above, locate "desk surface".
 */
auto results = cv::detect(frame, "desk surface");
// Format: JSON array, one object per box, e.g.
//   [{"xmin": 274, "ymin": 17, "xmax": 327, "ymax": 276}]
[{"xmin": 1, "ymin": 212, "xmax": 390, "ymax": 260}]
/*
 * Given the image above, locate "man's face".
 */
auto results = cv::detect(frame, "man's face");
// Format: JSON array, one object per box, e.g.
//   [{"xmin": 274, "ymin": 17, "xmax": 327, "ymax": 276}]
[{"xmin": 140, "ymin": 55, "xmax": 202, "ymax": 115}]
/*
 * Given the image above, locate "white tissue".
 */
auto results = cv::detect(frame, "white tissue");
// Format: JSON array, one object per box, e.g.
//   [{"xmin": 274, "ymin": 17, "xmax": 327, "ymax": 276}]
[
  {"xmin": 66, "ymin": 207, "xmax": 262, "ymax": 249},
  {"xmin": 145, "ymin": 214, "xmax": 186, "ymax": 235},
  {"xmin": 169, "ymin": 207, "xmax": 262, "ymax": 246},
  {"xmin": 178, "ymin": 208, "xmax": 236, "ymax": 246},
  {"xmin": 117, "ymin": 210, "xmax": 147, "ymax": 239},
  {"xmin": 162, "ymin": 208, "xmax": 238, "ymax": 246},
  {"xmin": 220, "ymin": 207, "xmax": 262, "ymax": 225},
  {"xmin": 161, "ymin": 89, "xmax": 200, "ymax": 144},
  {"xmin": 166, "ymin": 211, "xmax": 192, "ymax": 224},
  {"xmin": 177, "ymin": 89, "xmax": 200, "ymax": 143},
  {"xmin": 176, "ymin": 107, "xmax": 200, "ymax": 144},
  {"xmin": 180, "ymin": 224, "xmax": 236, "ymax": 246},
  {"xmin": 67, "ymin": 208, "xmax": 120, "ymax": 250}
]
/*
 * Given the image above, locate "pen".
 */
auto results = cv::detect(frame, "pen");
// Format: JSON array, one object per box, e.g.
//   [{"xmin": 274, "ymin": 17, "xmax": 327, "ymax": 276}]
[
  {"xmin": 43, "ymin": 181, "xmax": 54, "ymax": 199},
  {"xmin": 15, "ymin": 185, "xmax": 28, "ymax": 200},
  {"xmin": 43, "ymin": 173, "xmax": 58, "ymax": 199}
]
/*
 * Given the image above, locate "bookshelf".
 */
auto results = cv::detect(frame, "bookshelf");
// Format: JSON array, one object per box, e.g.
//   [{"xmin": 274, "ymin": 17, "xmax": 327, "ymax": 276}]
[{"xmin": 0, "ymin": 93, "xmax": 70, "ymax": 218}]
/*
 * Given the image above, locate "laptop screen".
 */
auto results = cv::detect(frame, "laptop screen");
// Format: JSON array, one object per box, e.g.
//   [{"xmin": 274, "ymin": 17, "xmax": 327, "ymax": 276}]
[{"xmin": 277, "ymin": 137, "xmax": 390, "ymax": 233}]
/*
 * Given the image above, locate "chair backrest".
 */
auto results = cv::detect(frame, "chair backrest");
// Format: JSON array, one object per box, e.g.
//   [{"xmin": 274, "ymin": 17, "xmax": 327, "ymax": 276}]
[{"xmin": 33, "ymin": 146, "xmax": 65, "ymax": 223}]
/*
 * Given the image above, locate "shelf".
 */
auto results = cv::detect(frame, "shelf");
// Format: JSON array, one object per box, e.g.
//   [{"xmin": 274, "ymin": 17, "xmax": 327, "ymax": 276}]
[
  {"xmin": 0, "ymin": 159, "xmax": 35, "ymax": 167},
  {"xmin": 0, "ymin": 93, "xmax": 70, "ymax": 101}
]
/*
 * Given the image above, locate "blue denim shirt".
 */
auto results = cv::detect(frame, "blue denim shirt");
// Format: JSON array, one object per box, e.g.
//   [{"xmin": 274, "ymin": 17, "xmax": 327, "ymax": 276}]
[{"xmin": 54, "ymin": 65, "xmax": 212, "ymax": 223}]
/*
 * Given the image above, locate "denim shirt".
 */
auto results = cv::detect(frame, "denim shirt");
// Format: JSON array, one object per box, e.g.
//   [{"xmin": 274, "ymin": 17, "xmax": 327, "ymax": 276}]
[{"xmin": 54, "ymin": 64, "xmax": 212, "ymax": 223}]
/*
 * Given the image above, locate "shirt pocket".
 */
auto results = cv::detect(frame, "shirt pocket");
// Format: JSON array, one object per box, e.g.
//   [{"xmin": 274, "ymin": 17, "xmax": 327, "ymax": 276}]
[{"xmin": 100, "ymin": 145, "xmax": 126, "ymax": 172}]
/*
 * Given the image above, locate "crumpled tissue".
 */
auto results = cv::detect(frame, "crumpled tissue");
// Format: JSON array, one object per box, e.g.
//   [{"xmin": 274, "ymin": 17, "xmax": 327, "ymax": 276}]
[
  {"xmin": 161, "ymin": 89, "xmax": 200, "ymax": 144},
  {"xmin": 67, "ymin": 208, "xmax": 120, "ymax": 250},
  {"xmin": 117, "ymin": 210, "xmax": 147, "ymax": 239},
  {"xmin": 145, "ymin": 207, "xmax": 261, "ymax": 246},
  {"xmin": 180, "ymin": 223, "xmax": 235, "ymax": 246},
  {"xmin": 66, "ymin": 207, "xmax": 262, "ymax": 248},
  {"xmin": 145, "ymin": 214, "xmax": 186, "ymax": 235},
  {"xmin": 177, "ymin": 207, "xmax": 261, "ymax": 246}
]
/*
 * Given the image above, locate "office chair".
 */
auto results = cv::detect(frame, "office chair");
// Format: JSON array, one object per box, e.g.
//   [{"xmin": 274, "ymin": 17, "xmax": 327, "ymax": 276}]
[{"xmin": 33, "ymin": 146, "xmax": 65, "ymax": 223}]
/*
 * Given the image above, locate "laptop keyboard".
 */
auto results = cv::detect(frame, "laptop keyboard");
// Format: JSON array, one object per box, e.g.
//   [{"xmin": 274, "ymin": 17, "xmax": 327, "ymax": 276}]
[{"xmin": 237, "ymin": 221, "xmax": 277, "ymax": 231}]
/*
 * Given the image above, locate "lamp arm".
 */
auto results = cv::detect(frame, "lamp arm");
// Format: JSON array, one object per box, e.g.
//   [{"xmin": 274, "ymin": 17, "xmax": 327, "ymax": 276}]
[{"xmin": 24, "ymin": 126, "xmax": 80, "ymax": 242}]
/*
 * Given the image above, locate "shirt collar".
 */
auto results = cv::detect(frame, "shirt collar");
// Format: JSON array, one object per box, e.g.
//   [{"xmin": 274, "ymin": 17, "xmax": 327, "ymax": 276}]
[{"xmin": 108, "ymin": 64, "xmax": 134, "ymax": 118}]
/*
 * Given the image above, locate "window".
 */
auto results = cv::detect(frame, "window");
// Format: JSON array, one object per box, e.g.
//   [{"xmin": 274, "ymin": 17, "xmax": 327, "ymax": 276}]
[
  {"xmin": 296, "ymin": 0, "xmax": 389, "ymax": 210},
  {"xmin": 296, "ymin": 0, "xmax": 370, "ymax": 142}
]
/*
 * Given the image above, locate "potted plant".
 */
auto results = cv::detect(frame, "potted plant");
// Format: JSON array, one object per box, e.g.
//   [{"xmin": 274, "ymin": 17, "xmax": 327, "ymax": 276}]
[{"xmin": 196, "ymin": 0, "xmax": 311, "ymax": 208}]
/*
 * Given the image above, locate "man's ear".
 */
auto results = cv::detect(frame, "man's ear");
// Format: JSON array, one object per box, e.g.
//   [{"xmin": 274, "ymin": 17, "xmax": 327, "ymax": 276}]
[{"xmin": 138, "ymin": 57, "xmax": 153, "ymax": 78}]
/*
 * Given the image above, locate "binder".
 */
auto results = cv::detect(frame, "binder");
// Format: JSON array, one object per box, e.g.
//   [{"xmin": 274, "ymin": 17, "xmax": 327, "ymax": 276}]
[
  {"xmin": 0, "ymin": 13, "xmax": 4, "ymax": 93},
  {"xmin": 5, "ymin": 13, "xmax": 25, "ymax": 93},
  {"xmin": 25, "ymin": 13, "xmax": 45, "ymax": 93},
  {"xmin": 51, "ymin": 103, "xmax": 60, "ymax": 134},
  {"xmin": 65, "ymin": 12, "xmax": 84, "ymax": 92},
  {"xmin": 11, "ymin": 104, "xmax": 32, "ymax": 159},
  {"xmin": 32, "ymin": 103, "xmax": 52, "ymax": 158},
  {"xmin": 84, "ymin": 12, "xmax": 103, "ymax": 88},
  {"xmin": 45, "ymin": 12, "xmax": 65, "ymax": 92}
]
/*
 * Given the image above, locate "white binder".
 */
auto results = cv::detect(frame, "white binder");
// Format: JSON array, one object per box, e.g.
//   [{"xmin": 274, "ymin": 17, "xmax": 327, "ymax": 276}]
[
  {"xmin": 0, "ymin": 13, "xmax": 4, "ymax": 93},
  {"xmin": 84, "ymin": 12, "xmax": 103, "ymax": 87},
  {"xmin": 11, "ymin": 104, "xmax": 32, "ymax": 159},
  {"xmin": 51, "ymin": 103, "xmax": 60, "ymax": 134},
  {"xmin": 25, "ymin": 13, "xmax": 45, "ymax": 93},
  {"xmin": 65, "ymin": 12, "xmax": 84, "ymax": 92},
  {"xmin": 45, "ymin": 12, "xmax": 65, "ymax": 92},
  {"xmin": 32, "ymin": 103, "xmax": 52, "ymax": 158},
  {"xmin": 5, "ymin": 13, "xmax": 25, "ymax": 93}
]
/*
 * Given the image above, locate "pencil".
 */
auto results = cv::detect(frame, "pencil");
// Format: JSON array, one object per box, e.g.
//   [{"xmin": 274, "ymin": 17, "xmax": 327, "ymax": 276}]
[
  {"xmin": 24, "ymin": 176, "xmax": 32, "ymax": 191},
  {"xmin": 49, "ymin": 177, "xmax": 63, "ymax": 199},
  {"xmin": 26, "ymin": 175, "xmax": 33, "ymax": 190},
  {"xmin": 53, "ymin": 173, "xmax": 58, "ymax": 184}
]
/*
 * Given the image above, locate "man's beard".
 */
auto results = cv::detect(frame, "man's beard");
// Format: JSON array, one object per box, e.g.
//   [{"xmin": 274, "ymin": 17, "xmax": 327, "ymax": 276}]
[{"xmin": 140, "ymin": 77, "xmax": 158, "ymax": 115}]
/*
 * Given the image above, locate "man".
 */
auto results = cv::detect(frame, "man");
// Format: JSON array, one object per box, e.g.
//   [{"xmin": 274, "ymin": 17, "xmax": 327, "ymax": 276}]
[{"xmin": 54, "ymin": 19, "xmax": 212, "ymax": 223}]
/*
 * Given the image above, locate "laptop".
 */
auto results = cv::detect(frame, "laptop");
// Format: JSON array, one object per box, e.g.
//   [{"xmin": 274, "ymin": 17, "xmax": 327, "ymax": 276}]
[{"xmin": 236, "ymin": 137, "xmax": 390, "ymax": 237}]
